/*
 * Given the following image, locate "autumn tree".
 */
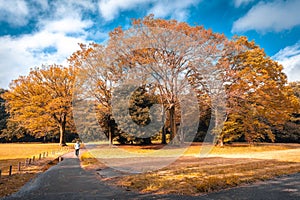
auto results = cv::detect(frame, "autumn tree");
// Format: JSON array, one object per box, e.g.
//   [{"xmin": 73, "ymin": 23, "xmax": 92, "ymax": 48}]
[
  {"xmin": 107, "ymin": 15, "xmax": 230, "ymax": 144},
  {"xmin": 69, "ymin": 43, "xmax": 121, "ymax": 145},
  {"xmin": 70, "ymin": 16, "xmax": 298, "ymax": 146},
  {"xmin": 275, "ymin": 81, "xmax": 300, "ymax": 143},
  {"xmin": 221, "ymin": 37, "xmax": 299, "ymax": 144},
  {"xmin": 3, "ymin": 65, "xmax": 76, "ymax": 145}
]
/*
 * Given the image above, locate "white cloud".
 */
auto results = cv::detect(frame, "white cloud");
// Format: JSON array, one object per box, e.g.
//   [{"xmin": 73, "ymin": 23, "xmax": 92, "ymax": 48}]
[
  {"xmin": 0, "ymin": 30, "xmax": 91, "ymax": 88},
  {"xmin": 98, "ymin": 0, "xmax": 152, "ymax": 21},
  {"xmin": 50, "ymin": 0, "xmax": 96, "ymax": 19},
  {"xmin": 34, "ymin": 0, "xmax": 49, "ymax": 10},
  {"xmin": 39, "ymin": 18, "xmax": 93, "ymax": 34},
  {"xmin": 0, "ymin": 1, "xmax": 97, "ymax": 89},
  {"xmin": 272, "ymin": 42, "xmax": 300, "ymax": 82},
  {"xmin": 0, "ymin": 0, "xmax": 29, "ymax": 26},
  {"xmin": 233, "ymin": 0, "xmax": 254, "ymax": 8},
  {"xmin": 232, "ymin": 0, "xmax": 300, "ymax": 33},
  {"xmin": 147, "ymin": 0, "xmax": 200, "ymax": 21},
  {"xmin": 98, "ymin": 0, "xmax": 200, "ymax": 22}
]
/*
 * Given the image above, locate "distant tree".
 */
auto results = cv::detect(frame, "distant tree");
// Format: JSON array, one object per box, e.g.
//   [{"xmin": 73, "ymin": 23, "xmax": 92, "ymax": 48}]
[
  {"xmin": 1, "ymin": 120, "xmax": 28, "ymax": 142},
  {"xmin": 116, "ymin": 85, "xmax": 160, "ymax": 144},
  {"xmin": 275, "ymin": 82, "xmax": 300, "ymax": 143},
  {"xmin": 3, "ymin": 65, "xmax": 76, "ymax": 145},
  {"xmin": 0, "ymin": 89, "xmax": 9, "ymax": 135}
]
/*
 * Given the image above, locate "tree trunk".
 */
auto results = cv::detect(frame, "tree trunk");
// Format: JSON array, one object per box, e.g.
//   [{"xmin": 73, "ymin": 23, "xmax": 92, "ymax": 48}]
[
  {"xmin": 215, "ymin": 108, "xmax": 225, "ymax": 147},
  {"xmin": 169, "ymin": 105, "xmax": 177, "ymax": 144},
  {"xmin": 108, "ymin": 122, "xmax": 112, "ymax": 147},
  {"xmin": 142, "ymin": 137, "xmax": 152, "ymax": 145},
  {"xmin": 218, "ymin": 137, "xmax": 224, "ymax": 147},
  {"xmin": 108, "ymin": 115, "xmax": 114, "ymax": 147},
  {"xmin": 162, "ymin": 125, "xmax": 167, "ymax": 144},
  {"xmin": 161, "ymin": 106, "xmax": 166, "ymax": 144},
  {"xmin": 59, "ymin": 121, "xmax": 67, "ymax": 146}
]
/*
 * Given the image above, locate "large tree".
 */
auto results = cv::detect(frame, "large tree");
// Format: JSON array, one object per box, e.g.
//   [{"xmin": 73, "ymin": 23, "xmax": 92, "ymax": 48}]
[
  {"xmin": 221, "ymin": 37, "xmax": 299, "ymax": 144},
  {"xmin": 3, "ymin": 65, "xmax": 76, "ymax": 145},
  {"xmin": 107, "ymin": 15, "xmax": 226, "ymax": 144},
  {"xmin": 70, "ymin": 16, "xmax": 298, "ymax": 146}
]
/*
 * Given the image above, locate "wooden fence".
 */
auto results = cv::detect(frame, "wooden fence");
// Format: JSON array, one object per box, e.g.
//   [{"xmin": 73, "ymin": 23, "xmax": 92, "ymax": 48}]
[{"xmin": 0, "ymin": 147, "xmax": 72, "ymax": 180}]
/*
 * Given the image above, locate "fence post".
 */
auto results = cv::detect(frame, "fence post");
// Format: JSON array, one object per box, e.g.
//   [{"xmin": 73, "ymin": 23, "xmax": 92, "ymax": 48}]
[
  {"xmin": 9, "ymin": 165, "xmax": 12, "ymax": 176},
  {"xmin": 0, "ymin": 169, "xmax": 2, "ymax": 179},
  {"xmin": 33, "ymin": 156, "xmax": 35, "ymax": 163},
  {"xmin": 29, "ymin": 158, "xmax": 31, "ymax": 165},
  {"xmin": 25, "ymin": 158, "xmax": 28, "ymax": 166},
  {"xmin": 39, "ymin": 154, "xmax": 41, "ymax": 160},
  {"xmin": 18, "ymin": 162, "xmax": 21, "ymax": 172},
  {"xmin": 46, "ymin": 152, "xmax": 48, "ymax": 157}
]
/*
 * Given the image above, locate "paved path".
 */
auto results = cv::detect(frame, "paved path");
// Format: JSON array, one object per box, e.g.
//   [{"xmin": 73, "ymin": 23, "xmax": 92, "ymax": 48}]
[
  {"xmin": 1, "ymin": 152, "xmax": 200, "ymax": 200},
  {"xmin": 1, "ymin": 152, "xmax": 300, "ymax": 200}
]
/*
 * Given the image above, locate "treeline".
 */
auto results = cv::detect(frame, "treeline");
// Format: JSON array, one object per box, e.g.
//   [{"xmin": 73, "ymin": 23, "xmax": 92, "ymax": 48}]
[{"xmin": 0, "ymin": 16, "xmax": 299, "ymax": 145}]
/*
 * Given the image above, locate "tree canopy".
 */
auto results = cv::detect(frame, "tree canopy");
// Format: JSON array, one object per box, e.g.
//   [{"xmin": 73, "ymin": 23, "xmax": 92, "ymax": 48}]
[
  {"xmin": 2, "ymin": 15, "xmax": 299, "ymax": 145},
  {"xmin": 3, "ymin": 65, "xmax": 76, "ymax": 145}
]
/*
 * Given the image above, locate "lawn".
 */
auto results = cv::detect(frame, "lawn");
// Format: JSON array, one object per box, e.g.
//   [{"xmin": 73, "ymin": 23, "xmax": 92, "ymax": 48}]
[
  {"xmin": 0, "ymin": 143, "xmax": 72, "ymax": 198},
  {"xmin": 81, "ymin": 142, "xmax": 300, "ymax": 196}
]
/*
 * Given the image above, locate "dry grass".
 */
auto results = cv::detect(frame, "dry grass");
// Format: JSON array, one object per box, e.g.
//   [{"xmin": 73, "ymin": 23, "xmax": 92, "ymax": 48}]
[
  {"xmin": 0, "ymin": 143, "xmax": 72, "ymax": 198},
  {"xmin": 80, "ymin": 143, "xmax": 300, "ymax": 196},
  {"xmin": 80, "ymin": 151, "xmax": 106, "ymax": 170},
  {"xmin": 116, "ymin": 157, "xmax": 300, "ymax": 195}
]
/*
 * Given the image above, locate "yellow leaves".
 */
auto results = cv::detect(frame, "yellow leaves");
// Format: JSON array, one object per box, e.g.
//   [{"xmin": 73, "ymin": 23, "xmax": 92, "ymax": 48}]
[
  {"xmin": 222, "ymin": 36, "xmax": 299, "ymax": 143},
  {"xmin": 3, "ymin": 65, "xmax": 75, "ymax": 135}
]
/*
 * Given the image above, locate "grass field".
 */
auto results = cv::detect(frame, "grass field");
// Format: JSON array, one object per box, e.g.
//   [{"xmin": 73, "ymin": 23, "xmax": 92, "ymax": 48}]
[
  {"xmin": 0, "ymin": 143, "xmax": 71, "ymax": 175},
  {"xmin": 80, "ymin": 143, "xmax": 300, "ymax": 196},
  {"xmin": 0, "ymin": 143, "xmax": 72, "ymax": 197}
]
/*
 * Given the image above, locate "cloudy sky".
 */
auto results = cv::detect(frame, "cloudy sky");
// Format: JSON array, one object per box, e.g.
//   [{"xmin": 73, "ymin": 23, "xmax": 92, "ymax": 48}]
[{"xmin": 0, "ymin": 0, "xmax": 300, "ymax": 88}]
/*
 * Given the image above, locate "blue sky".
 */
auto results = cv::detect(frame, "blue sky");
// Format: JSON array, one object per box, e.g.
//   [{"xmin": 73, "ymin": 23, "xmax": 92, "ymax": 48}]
[{"xmin": 0, "ymin": 0, "xmax": 300, "ymax": 88}]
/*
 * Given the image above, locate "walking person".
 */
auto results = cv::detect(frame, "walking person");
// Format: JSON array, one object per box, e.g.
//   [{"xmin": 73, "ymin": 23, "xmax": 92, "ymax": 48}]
[{"xmin": 74, "ymin": 141, "xmax": 80, "ymax": 157}]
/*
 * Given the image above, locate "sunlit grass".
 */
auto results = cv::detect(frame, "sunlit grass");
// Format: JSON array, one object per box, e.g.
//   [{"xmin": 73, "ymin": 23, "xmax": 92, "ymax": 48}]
[
  {"xmin": 0, "ymin": 143, "xmax": 70, "ymax": 160},
  {"xmin": 80, "ymin": 142, "xmax": 300, "ymax": 196},
  {"xmin": 0, "ymin": 143, "xmax": 71, "ymax": 174},
  {"xmin": 80, "ymin": 142, "xmax": 300, "ymax": 159},
  {"xmin": 117, "ymin": 158, "xmax": 300, "ymax": 195},
  {"xmin": 0, "ymin": 143, "xmax": 72, "ymax": 198}
]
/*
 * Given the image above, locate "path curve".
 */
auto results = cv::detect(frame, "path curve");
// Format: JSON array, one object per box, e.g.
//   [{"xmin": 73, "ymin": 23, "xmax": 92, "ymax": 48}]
[
  {"xmin": 0, "ymin": 152, "xmax": 201, "ymax": 200},
  {"xmin": 1, "ymin": 151, "xmax": 299, "ymax": 200}
]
